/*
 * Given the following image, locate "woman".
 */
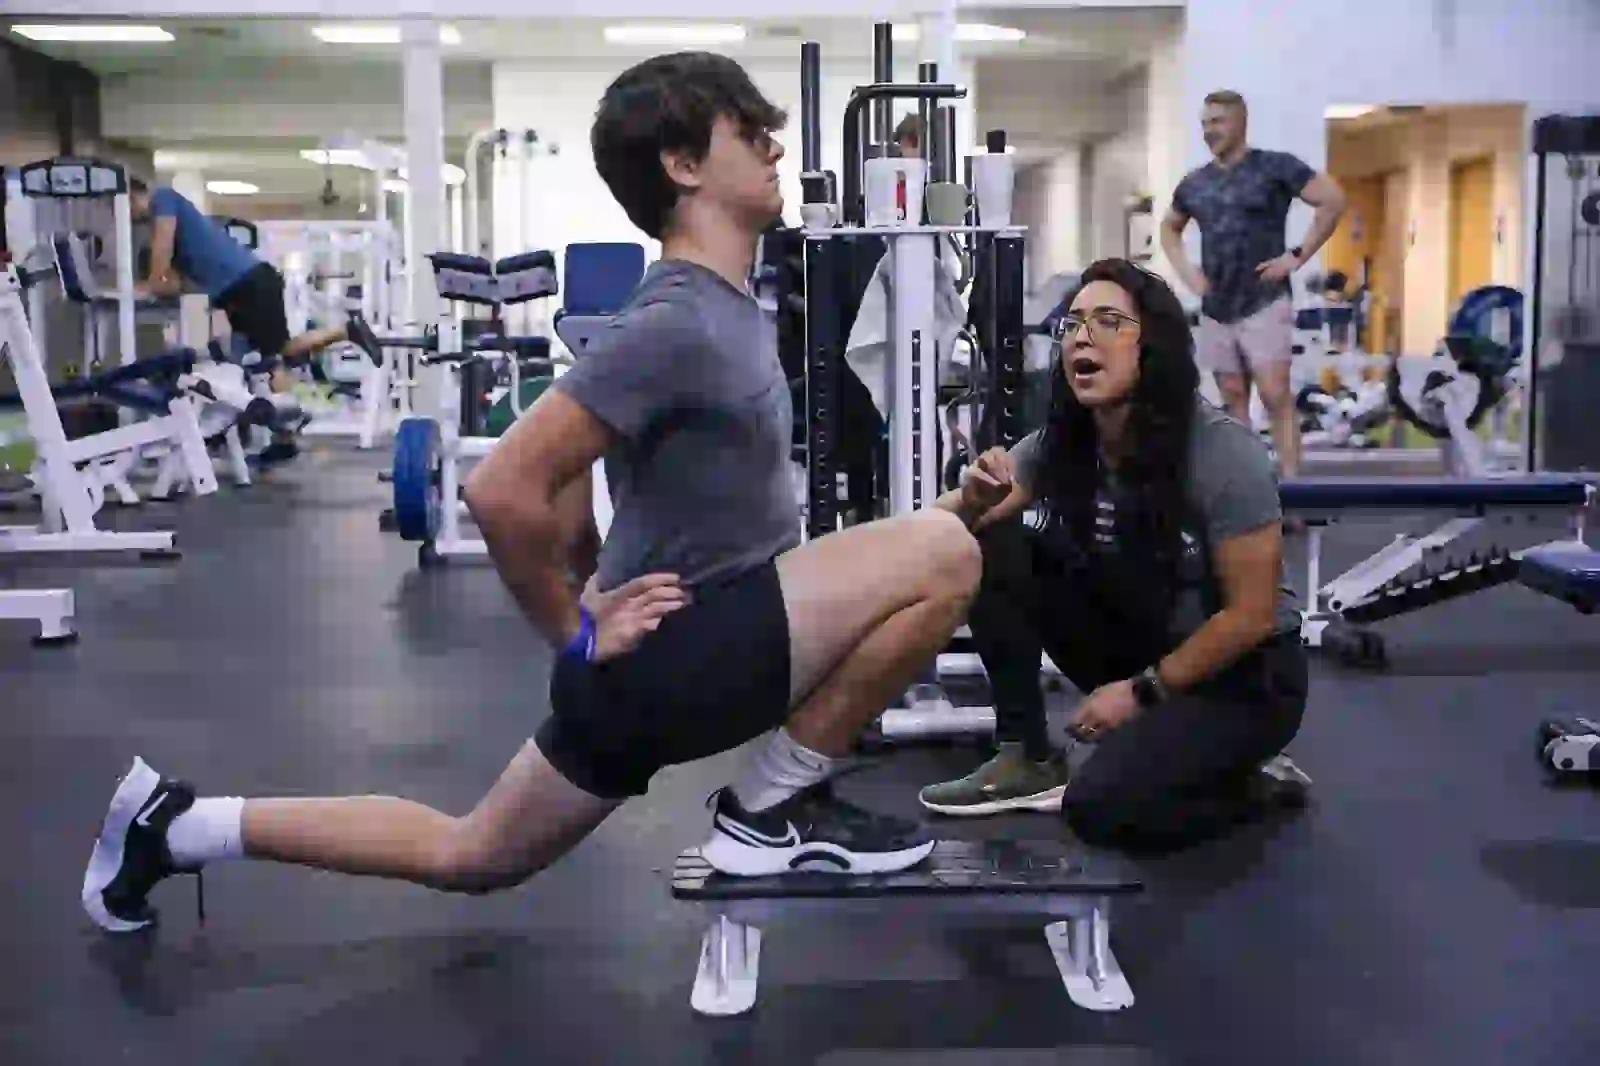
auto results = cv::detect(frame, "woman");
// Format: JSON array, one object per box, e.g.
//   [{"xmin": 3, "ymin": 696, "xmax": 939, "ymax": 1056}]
[{"xmin": 927, "ymin": 258, "xmax": 1310, "ymax": 853}]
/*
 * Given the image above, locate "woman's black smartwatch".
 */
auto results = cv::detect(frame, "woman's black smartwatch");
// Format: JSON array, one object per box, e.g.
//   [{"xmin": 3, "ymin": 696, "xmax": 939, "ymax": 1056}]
[{"xmin": 1132, "ymin": 666, "xmax": 1168, "ymax": 710}]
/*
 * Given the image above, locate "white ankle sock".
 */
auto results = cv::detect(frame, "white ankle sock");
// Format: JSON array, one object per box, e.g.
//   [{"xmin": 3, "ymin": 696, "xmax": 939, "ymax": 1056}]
[
  {"xmin": 166, "ymin": 797, "xmax": 246, "ymax": 866},
  {"xmin": 729, "ymin": 729, "xmax": 836, "ymax": 813}
]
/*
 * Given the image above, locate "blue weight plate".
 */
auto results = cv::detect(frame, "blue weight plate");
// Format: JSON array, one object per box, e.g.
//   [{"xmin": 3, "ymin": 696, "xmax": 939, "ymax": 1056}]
[
  {"xmin": 1449, "ymin": 284, "xmax": 1524, "ymax": 361},
  {"xmin": 392, "ymin": 417, "xmax": 443, "ymax": 543}
]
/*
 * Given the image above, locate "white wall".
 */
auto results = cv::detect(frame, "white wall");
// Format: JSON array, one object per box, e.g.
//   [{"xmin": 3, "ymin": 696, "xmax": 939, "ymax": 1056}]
[
  {"xmin": 1014, "ymin": 147, "xmax": 1083, "ymax": 286},
  {"xmin": 100, "ymin": 60, "xmax": 493, "ymax": 141},
  {"xmin": 490, "ymin": 55, "xmax": 976, "ymax": 271},
  {"xmin": 1181, "ymin": 0, "xmax": 1600, "ymax": 279}
]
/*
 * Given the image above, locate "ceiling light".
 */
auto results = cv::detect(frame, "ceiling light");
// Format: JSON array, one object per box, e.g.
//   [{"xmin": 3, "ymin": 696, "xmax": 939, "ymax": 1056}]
[
  {"xmin": 1324, "ymin": 104, "xmax": 1378, "ymax": 121},
  {"xmin": 603, "ymin": 24, "xmax": 746, "ymax": 46},
  {"xmin": 206, "ymin": 181, "xmax": 260, "ymax": 196},
  {"xmin": 892, "ymin": 23, "xmax": 1026, "ymax": 44},
  {"xmin": 301, "ymin": 148, "xmax": 372, "ymax": 168},
  {"xmin": 11, "ymin": 25, "xmax": 175, "ymax": 43},
  {"xmin": 312, "ymin": 24, "xmax": 461, "ymax": 46},
  {"xmin": 395, "ymin": 164, "xmax": 468, "ymax": 187},
  {"xmin": 383, "ymin": 179, "xmax": 409, "ymax": 194}
]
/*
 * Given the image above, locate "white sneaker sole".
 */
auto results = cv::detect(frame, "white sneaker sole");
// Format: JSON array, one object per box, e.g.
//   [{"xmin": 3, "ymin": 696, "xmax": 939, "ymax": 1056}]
[
  {"xmin": 919, "ymin": 783, "xmax": 1067, "ymax": 817},
  {"xmin": 698, "ymin": 832, "xmax": 937, "ymax": 878},
  {"xmin": 82, "ymin": 757, "xmax": 161, "ymax": 933}
]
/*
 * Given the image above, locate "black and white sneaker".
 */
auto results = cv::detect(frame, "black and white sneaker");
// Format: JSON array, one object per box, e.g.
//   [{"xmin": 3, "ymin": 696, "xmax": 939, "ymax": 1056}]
[
  {"xmin": 82, "ymin": 757, "xmax": 200, "ymax": 933},
  {"xmin": 347, "ymin": 312, "xmax": 385, "ymax": 367},
  {"xmin": 1259, "ymin": 753, "xmax": 1313, "ymax": 808},
  {"xmin": 699, "ymin": 782, "xmax": 936, "ymax": 877}
]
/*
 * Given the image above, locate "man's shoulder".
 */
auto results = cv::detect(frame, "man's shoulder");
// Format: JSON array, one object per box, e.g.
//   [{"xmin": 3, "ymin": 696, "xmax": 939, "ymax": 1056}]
[
  {"xmin": 148, "ymin": 186, "xmax": 186, "ymax": 212},
  {"xmin": 588, "ymin": 274, "xmax": 710, "ymax": 360}
]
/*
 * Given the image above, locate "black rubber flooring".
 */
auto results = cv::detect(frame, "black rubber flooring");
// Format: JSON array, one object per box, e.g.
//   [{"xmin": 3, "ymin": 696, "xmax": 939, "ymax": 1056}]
[{"xmin": 3, "ymin": 447, "xmax": 1599, "ymax": 1065}]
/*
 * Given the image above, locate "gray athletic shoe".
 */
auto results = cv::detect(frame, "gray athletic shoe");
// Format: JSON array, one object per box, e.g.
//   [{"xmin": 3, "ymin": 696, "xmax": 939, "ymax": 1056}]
[{"xmin": 918, "ymin": 743, "xmax": 1070, "ymax": 817}]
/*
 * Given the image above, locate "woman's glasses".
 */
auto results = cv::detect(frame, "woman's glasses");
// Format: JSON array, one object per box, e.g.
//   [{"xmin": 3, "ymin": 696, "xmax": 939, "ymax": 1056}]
[{"xmin": 1052, "ymin": 308, "xmax": 1141, "ymax": 344}]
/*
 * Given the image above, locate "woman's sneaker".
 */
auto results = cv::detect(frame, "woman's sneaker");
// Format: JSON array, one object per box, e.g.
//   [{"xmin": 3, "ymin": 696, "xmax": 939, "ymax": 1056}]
[
  {"xmin": 700, "ymin": 781, "xmax": 935, "ymax": 877},
  {"xmin": 82, "ymin": 757, "xmax": 199, "ymax": 933},
  {"xmin": 918, "ymin": 742, "xmax": 1070, "ymax": 817},
  {"xmin": 1259, "ymin": 752, "xmax": 1313, "ymax": 808}
]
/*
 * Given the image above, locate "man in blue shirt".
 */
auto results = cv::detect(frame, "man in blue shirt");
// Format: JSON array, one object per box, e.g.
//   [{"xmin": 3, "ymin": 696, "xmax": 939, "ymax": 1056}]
[{"xmin": 129, "ymin": 179, "xmax": 383, "ymax": 384}]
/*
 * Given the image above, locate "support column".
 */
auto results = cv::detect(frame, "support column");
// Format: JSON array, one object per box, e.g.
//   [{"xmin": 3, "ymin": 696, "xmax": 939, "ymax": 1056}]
[
  {"xmin": 1143, "ymin": 22, "xmax": 1187, "ymax": 284},
  {"xmin": 403, "ymin": 17, "xmax": 446, "ymax": 417},
  {"xmin": 169, "ymin": 169, "xmax": 215, "ymax": 348}
]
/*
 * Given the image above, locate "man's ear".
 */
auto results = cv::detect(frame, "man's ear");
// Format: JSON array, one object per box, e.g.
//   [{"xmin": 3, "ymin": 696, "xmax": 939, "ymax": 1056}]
[{"xmin": 659, "ymin": 149, "xmax": 703, "ymax": 193}]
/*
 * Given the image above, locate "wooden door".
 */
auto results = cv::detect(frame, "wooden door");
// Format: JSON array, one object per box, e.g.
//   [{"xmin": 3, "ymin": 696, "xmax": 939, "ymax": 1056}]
[{"xmin": 1449, "ymin": 156, "xmax": 1495, "ymax": 309}]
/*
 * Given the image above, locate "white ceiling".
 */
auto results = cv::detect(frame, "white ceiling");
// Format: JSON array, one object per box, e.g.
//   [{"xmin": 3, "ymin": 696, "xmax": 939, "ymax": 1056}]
[
  {"xmin": 12, "ymin": 10, "xmax": 1178, "ymax": 70},
  {"xmin": 8, "ymin": 10, "xmax": 1180, "ymax": 208}
]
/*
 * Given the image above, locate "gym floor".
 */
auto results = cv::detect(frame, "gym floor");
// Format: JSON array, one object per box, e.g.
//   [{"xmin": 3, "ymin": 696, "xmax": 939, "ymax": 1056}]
[{"xmin": 4, "ymin": 447, "xmax": 1598, "ymax": 1066}]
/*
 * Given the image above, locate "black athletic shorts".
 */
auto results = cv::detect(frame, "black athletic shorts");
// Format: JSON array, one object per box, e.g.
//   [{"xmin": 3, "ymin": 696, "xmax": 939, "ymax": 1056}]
[
  {"xmin": 214, "ymin": 263, "xmax": 290, "ymax": 359},
  {"xmin": 537, "ymin": 560, "xmax": 792, "ymax": 800}
]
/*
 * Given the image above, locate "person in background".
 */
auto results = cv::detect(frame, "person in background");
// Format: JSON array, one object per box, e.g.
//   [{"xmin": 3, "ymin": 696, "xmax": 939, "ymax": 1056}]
[
  {"xmin": 1160, "ymin": 90, "xmax": 1347, "ymax": 479},
  {"xmin": 129, "ymin": 178, "xmax": 384, "ymax": 387},
  {"xmin": 919, "ymin": 258, "xmax": 1312, "ymax": 853},
  {"xmin": 893, "ymin": 113, "xmax": 923, "ymax": 158}
]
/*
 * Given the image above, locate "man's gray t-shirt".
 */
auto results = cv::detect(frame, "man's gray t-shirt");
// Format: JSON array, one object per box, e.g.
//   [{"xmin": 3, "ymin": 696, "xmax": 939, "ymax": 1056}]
[
  {"xmin": 1009, "ymin": 399, "xmax": 1301, "ymax": 639},
  {"xmin": 551, "ymin": 259, "xmax": 800, "ymax": 591},
  {"xmin": 1172, "ymin": 149, "xmax": 1316, "ymax": 324}
]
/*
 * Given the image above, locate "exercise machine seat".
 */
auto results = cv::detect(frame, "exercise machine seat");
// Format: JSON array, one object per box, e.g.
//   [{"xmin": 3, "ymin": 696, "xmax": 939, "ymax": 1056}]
[
  {"xmin": 495, "ymin": 250, "xmax": 558, "ymax": 305},
  {"xmin": 1280, "ymin": 475, "xmax": 1592, "ymax": 513},
  {"xmin": 428, "ymin": 253, "xmax": 499, "ymax": 307},
  {"xmin": 554, "ymin": 242, "xmax": 646, "ymax": 356},
  {"xmin": 1518, "ymin": 544, "xmax": 1600, "ymax": 613}
]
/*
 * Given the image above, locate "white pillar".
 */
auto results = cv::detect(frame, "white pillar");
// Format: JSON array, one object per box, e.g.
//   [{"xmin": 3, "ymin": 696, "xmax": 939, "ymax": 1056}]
[
  {"xmin": 402, "ymin": 17, "xmax": 446, "ymax": 416},
  {"xmin": 1143, "ymin": 23, "xmax": 1188, "ymax": 285}
]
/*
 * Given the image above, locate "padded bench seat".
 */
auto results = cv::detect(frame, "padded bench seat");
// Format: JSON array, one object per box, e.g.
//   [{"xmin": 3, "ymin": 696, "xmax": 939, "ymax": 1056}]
[
  {"xmin": 1518, "ymin": 543, "xmax": 1600, "ymax": 613},
  {"xmin": 1281, "ymin": 474, "xmax": 1593, "ymax": 514},
  {"xmin": 671, "ymin": 838, "xmax": 1142, "ymax": 1016}
]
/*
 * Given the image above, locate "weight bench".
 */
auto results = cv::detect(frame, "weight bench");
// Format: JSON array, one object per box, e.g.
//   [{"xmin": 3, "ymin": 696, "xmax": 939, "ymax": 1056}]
[
  {"xmin": 553, "ymin": 242, "xmax": 645, "ymax": 357},
  {"xmin": 1282, "ymin": 474, "xmax": 1594, "ymax": 666},
  {"xmin": 671, "ymin": 838, "xmax": 1142, "ymax": 1017},
  {"xmin": 1518, "ymin": 543, "xmax": 1600, "ymax": 614}
]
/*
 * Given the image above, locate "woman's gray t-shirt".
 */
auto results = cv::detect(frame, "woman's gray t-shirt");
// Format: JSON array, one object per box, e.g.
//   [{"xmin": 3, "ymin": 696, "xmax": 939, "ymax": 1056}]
[{"xmin": 1008, "ymin": 399, "xmax": 1302, "ymax": 637}]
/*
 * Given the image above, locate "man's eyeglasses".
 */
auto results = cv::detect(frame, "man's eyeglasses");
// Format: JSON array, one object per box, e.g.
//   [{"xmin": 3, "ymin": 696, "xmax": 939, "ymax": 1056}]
[{"xmin": 1052, "ymin": 308, "xmax": 1141, "ymax": 343}]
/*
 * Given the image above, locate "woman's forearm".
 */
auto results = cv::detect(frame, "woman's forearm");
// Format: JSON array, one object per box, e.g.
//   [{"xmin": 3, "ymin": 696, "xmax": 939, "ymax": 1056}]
[{"xmin": 1154, "ymin": 607, "xmax": 1277, "ymax": 693}]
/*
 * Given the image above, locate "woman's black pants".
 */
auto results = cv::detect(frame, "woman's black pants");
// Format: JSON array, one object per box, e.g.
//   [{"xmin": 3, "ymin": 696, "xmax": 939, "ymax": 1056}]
[{"xmin": 967, "ymin": 519, "xmax": 1309, "ymax": 852}]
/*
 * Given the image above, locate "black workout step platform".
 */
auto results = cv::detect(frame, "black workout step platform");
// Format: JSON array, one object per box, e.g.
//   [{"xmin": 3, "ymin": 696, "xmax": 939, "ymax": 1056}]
[{"xmin": 671, "ymin": 838, "xmax": 1143, "ymax": 901}]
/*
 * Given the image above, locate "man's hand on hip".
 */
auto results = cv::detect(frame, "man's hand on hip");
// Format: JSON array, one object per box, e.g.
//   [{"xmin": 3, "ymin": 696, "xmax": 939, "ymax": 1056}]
[{"xmin": 1255, "ymin": 252, "xmax": 1301, "ymax": 284}]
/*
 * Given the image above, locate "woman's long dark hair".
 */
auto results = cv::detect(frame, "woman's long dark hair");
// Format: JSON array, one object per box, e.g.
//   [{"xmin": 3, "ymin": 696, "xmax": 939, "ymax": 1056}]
[{"xmin": 1033, "ymin": 258, "xmax": 1200, "ymax": 593}]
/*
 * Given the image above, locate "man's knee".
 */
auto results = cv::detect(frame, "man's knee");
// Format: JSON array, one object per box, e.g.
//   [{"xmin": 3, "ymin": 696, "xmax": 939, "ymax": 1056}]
[
  {"xmin": 427, "ymin": 823, "xmax": 543, "ymax": 896},
  {"xmin": 907, "ymin": 508, "xmax": 982, "ymax": 601}
]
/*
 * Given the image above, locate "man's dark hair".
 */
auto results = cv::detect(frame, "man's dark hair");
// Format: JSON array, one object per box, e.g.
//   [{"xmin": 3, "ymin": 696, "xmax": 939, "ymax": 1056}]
[
  {"xmin": 892, "ymin": 113, "xmax": 923, "ymax": 149},
  {"xmin": 592, "ymin": 52, "xmax": 787, "ymax": 240},
  {"xmin": 129, "ymin": 176, "xmax": 150, "ymax": 195},
  {"xmin": 1203, "ymin": 89, "xmax": 1247, "ymax": 116}
]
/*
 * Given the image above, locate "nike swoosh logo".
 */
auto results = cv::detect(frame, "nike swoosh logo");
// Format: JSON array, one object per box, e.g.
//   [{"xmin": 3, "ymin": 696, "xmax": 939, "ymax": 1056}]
[
  {"xmin": 135, "ymin": 793, "xmax": 166, "ymax": 828},
  {"xmin": 719, "ymin": 815, "xmax": 799, "ymax": 848}
]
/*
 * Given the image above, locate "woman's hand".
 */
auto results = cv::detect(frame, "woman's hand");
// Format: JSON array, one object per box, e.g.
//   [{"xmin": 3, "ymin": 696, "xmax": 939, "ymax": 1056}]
[
  {"xmin": 1067, "ymin": 679, "xmax": 1141, "ymax": 741},
  {"xmin": 580, "ymin": 572, "xmax": 691, "ymax": 662},
  {"xmin": 961, "ymin": 447, "xmax": 1015, "ymax": 515}
]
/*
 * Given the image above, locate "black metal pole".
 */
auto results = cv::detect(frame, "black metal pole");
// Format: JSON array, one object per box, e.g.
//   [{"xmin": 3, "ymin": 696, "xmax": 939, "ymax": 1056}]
[
  {"xmin": 940, "ymin": 106, "xmax": 958, "ymax": 184},
  {"xmin": 916, "ymin": 61, "xmax": 936, "ymax": 168},
  {"xmin": 841, "ymin": 83, "xmax": 967, "ymax": 225},
  {"xmin": 1527, "ymin": 145, "xmax": 1547, "ymax": 471},
  {"xmin": 872, "ymin": 22, "xmax": 894, "ymax": 149},
  {"xmin": 800, "ymin": 41, "xmax": 821, "ymax": 175}
]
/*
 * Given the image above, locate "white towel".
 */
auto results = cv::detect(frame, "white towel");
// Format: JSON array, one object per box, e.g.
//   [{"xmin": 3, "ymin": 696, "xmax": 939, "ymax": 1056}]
[{"xmin": 844, "ymin": 243, "xmax": 968, "ymax": 419}]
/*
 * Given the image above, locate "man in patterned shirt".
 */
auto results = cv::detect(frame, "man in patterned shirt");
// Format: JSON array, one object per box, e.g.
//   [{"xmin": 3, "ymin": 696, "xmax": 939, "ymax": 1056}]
[{"xmin": 1161, "ymin": 90, "xmax": 1346, "ymax": 477}]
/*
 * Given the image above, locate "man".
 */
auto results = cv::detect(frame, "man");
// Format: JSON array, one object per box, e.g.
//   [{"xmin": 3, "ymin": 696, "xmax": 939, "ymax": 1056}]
[
  {"xmin": 1161, "ymin": 90, "xmax": 1346, "ymax": 477},
  {"xmin": 84, "ymin": 53, "xmax": 980, "ymax": 934},
  {"xmin": 893, "ymin": 113, "xmax": 923, "ymax": 158},
  {"xmin": 130, "ymin": 179, "xmax": 383, "ymax": 387}
]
